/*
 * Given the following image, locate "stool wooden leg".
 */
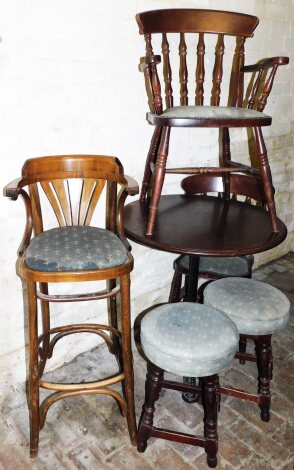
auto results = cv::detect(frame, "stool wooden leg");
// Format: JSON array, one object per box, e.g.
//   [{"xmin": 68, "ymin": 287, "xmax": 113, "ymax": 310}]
[
  {"xmin": 269, "ymin": 341, "xmax": 273, "ymax": 380},
  {"xmin": 255, "ymin": 335, "xmax": 271, "ymax": 422},
  {"xmin": 120, "ymin": 274, "xmax": 137, "ymax": 445},
  {"xmin": 137, "ymin": 363, "xmax": 164, "ymax": 452},
  {"xmin": 215, "ymin": 376, "xmax": 221, "ymax": 412},
  {"xmin": 146, "ymin": 126, "xmax": 170, "ymax": 236},
  {"xmin": 140, "ymin": 126, "xmax": 162, "ymax": 202},
  {"xmin": 169, "ymin": 270, "xmax": 183, "ymax": 303},
  {"xmin": 239, "ymin": 335, "xmax": 247, "ymax": 365},
  {"xmin": 39, "ymin": 282, "xmax": 50, "ymax": 377},
  {"xmin": 203, "ymin": 375, "xmax": 218, "ymax": 468},
  {"xmin": 27, "ymin": 280, "xmax": 40, "ymax": 457},
  {"xmin": 107, "ymin": 278, "xmax": 121, "ymax": 362}
]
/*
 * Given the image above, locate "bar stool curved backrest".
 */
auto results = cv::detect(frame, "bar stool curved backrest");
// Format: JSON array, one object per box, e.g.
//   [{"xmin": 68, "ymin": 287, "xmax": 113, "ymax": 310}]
[
  {"xmin": 136, "ymin": 9, "xmax": 289, "ymax": 235},
  {"xmin": 169, "ymin": 173, "xmax": 266, "ymax": 303},
  {"xmin": 4, "ymin": 155, "xmax": 139, "ymax": 456}
]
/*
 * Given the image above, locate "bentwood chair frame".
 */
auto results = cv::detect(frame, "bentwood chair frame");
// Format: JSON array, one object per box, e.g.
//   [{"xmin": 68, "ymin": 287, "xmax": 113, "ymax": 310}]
[
  {"xmin": 4, "ymin": 155, "xmax": 138, "ymax": 456},
  {"xmin": 136, "ymin": 9, "xmax": 289, "ymax": 235}
]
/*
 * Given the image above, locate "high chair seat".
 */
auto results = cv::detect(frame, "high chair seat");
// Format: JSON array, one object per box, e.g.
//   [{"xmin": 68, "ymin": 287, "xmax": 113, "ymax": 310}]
[
  {"xmin": 25, "ymin": 226, "xmax": 128, "ymax": 272},
  {"xmin": 148, "ymin": 105, "xmax": 271, "ymax": 127}
]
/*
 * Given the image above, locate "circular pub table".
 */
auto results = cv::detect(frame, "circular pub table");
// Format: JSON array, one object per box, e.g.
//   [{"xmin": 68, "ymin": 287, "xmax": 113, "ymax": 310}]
[
  {"xmin": 123, "ymin": 194, "xmax": 287, "ymax": 400},
  {"xmin": 124, "ymin": 194, "xmax": 287, "ymax": 278}
]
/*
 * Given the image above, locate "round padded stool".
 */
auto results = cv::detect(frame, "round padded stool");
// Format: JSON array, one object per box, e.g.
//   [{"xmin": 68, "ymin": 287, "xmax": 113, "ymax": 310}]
[
  {"xmin": 204, "ymin": 277, "xmax": 290, "ymax": 421},
  {"xmin": 137, "ymin": 302, "xmax": 239, "ymax": 468}
]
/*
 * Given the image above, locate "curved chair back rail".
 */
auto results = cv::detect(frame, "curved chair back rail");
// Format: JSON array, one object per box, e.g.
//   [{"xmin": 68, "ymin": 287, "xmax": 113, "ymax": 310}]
[
  {"xmin": 181, "ymin": 173, "xmax": 267, "ymax": 207},
  {"xmin": 169, "ymin": 172, "xmax": 266, "ymax": 304},
  {"xmin": 136, "ymin": 9, "xmax": 287, "ymax": 111},
  {"xmin": 4, "ymin": 155, "xmax": 136, "ymax": 256}
]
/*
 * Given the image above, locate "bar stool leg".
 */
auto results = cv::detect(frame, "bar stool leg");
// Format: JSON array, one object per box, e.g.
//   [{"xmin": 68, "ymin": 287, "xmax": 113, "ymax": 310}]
[
  {"xmin": 254, "ymin": 335, "xmax": 271, "ymax": 422},
  {"xmin": 120, "ymin": 274, "xmax": 137, "ymax": 445},
  {"xmin": 146, "ymin": 126, "xmax": 170, "ymax": 236},
  {"xmin": 203, "ymin": 375, "xmax": 218, "ymax": 468},
  {"xmin": 137, "ymin": 363, "xmax": 164, "ymax": 452},
  {"xmin": 169, "ymin": 270, "xmax": 183, "ymax": 303},
  {"xmin": 182, "ymin": 256, "xmax": 200, "ymax": 403},
  {"xmin": 27, "ymin": 280, "xmax": 40, "ymax": 457},
  {"xmin": 107, "ymin": 278, "xmax": 121, "ymax": 361},
  {"xmin": 269, "ymin": 340, "xmax": 273, "ymax": 380},
  {"xmin": 39, "ymin": 282, "xmax": 50, "ymax": 376},
  {"xmin": 239, "ymin": 335, "xmax": 247, "ymax": 365}
]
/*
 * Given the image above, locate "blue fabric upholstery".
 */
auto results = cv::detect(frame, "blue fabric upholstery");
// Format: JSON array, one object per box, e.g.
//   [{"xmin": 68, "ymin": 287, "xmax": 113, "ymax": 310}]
[
  {"xmin": 141, "ymin": 303, "xmax": 238, "ymax": 377},
  {"xmin": 24, "ymin": 226, "xmax": 128, "ymax": 272},
  {"xmin": 204, "ymin": 278, "xmax": 290, "ymax": 335},
  {"xmin": 156, "ymin": 105, "xmax": 270, "ymax": 121},
  {"xmin": 178, "ymin": 255, "xmax": 252, "ymax": 277}
]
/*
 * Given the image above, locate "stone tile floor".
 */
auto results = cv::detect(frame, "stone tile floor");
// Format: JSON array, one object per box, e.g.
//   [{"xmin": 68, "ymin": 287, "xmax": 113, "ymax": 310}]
[{"xmin": 0, "ymin": 253, "xmax": 293, "ymax": 469}]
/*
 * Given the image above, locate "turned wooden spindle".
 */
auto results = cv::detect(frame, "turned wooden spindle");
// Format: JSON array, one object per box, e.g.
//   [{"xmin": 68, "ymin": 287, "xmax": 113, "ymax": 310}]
[
  {"xmin": 144, "ymin": 33, "xmax": 153, "ymax": 57},
  {"xmin": 257, "ymin": 65, "xmax": 278, "ymax": 112},
  {"xmin": 235, "ymin": 37, "xmax": 246, "ymax": 107},
  {"xmin": 255, "ymin": 337, "xmax": 271, "ymax": 422},
  {"xmin": 254, "ymin": 126, "xmax": 278, "ymax": 232},
  {"xmin": 137, "ymin": 365, "xmax": 164, "ymax": 452},
  {"xmin": 222, "ymin": 128, "xmax": 232, "ymax": 199},
  {"xmin": 204, "ymin": 376, "xmax": 218, "ymax": 468},
  {"xmin": 195, "ymin": 32, "xmax": 205, "ymax": 105},
  {"xmin": 151, "ymin": 61, "xmax": 163, "ymax": 115},
  {"xmin": 211, "ymin": 34, "xmax": 225, "ymax": 106},
  {"xmin": 179, "ymin": 32, "xmax": 188, "ymax": 105},
  {"xmin": 162, "ymin": 33, "xmax": 173, "ymax": 108},
  {"xmin": 248, "ymin": 69, "xmax": 263, "ymax": 109}
]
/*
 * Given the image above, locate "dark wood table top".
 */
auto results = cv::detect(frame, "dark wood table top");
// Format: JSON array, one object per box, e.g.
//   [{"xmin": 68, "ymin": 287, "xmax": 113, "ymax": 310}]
[{"xmin": 123, "ymin": 195, "xmax": 287, "ymax": 256}]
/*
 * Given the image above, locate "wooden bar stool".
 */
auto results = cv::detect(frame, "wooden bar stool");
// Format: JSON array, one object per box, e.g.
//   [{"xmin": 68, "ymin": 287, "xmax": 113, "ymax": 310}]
[
  {"xmin": 137, "ymin": 303, "xmax": 239, "ymax": 468},
  {"xmin": 204, "ymin": 277, "xmax": 290, "ymax": 421},
  {"xmin": 4, "ymin": 155, "xmax": 139, "ymax": 456}
]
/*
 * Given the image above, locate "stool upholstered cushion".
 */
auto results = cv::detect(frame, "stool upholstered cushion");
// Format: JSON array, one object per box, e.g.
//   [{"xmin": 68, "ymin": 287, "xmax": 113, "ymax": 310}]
[
  {"xmin": 204, "ymin": 278, "xmax": 290, "ymax": 335},
  {"xmin": 24, "ymin": 226, "xmax": 128, "ymax": 272},
  {"xmin": 178, "ymin": 255, "xmax": 252, "ymax": 277},
  {"xmin": 141, "ymin": 303, "xmax": 238, "ymax": 377}
]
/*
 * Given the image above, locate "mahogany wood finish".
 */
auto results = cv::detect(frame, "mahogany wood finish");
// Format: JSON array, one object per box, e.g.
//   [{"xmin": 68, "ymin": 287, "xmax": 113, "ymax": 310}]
[
  {"xmin": 137, "ymin": 362, "xmax": 219, "ymax": 468},
  {"xmin": 4, "ymin": 155, "xmax": 139, "ymax": 456},
  {"xmin": 220, "ymin": 333, "xmax": 272, "ymax": 422},
  {"xmin": 169, "ymin": 173, "xmax": 265, "ymax": 305},
  {"xmin": 123, "ymin": 195, "xmax": 287, "ymax": 257},
  {"xmin": 136, "ymin": 9, "xmax": 289, "ymax": 235}
]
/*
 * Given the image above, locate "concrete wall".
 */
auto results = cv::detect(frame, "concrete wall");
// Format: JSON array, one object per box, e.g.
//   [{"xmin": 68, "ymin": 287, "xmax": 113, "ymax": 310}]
[{"xmin": 0, "ymin": 0, "xmax": 293, "ymax": 391}]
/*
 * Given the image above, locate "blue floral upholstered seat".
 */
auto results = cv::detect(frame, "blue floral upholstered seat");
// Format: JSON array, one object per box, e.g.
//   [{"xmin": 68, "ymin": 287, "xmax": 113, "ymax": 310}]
[
  {"xmin": 204, "ymin": 277, "xmax": 290, "ymax": 335},
  {"xmin": 177, "ymin": 255, "xmax": 252, "ymax": 277},
  {"xmin": 24, "ymin": 226, "xmax": 128, "ymax": 272},
  {"xmin": 141, "ymin": 302, "xmax": 239, "ymax": 377}
]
